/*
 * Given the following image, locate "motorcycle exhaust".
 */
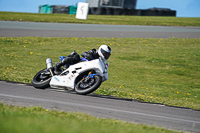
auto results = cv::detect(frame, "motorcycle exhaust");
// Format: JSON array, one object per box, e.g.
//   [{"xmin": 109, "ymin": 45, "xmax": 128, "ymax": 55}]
[
  {"xmin": 46, "ymin": 58, "xmax": 53, "ymax": 69},
  {"xmin": 46, "ymin": 58, "xmax": 54, "ymax": 76}
]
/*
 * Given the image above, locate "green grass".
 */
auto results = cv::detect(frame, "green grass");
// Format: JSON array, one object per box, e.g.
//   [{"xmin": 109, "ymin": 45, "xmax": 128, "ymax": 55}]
[
  {"xmin": 0, "ymin": 37, "xmax": 200, "ymax": 110},
  {"xmin": 0, "ymin": 11, "xmax": 200, "ymax": 26},
  {"xmin": 0, "ymin": 103, "xmax": 180, "ymax": 133}
]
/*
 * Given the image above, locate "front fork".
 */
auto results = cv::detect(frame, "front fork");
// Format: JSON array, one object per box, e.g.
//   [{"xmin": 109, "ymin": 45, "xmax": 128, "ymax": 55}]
[
  {"xmin": 88, "ymin": 70, "xmax": 97, "ymax": 78},
  {"xmin": 81, "ymin": 70, "xmax": 96, "ymax": 82}
]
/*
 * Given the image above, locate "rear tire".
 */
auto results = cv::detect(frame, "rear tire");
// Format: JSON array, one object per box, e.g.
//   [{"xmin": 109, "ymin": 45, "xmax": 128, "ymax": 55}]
[
  {"xmin": 75, "ymin": 75, "xmax": 102, "ymax": 95},
  {"xmin": 32, "ymin": 69, "xmax": 52, "ymax": 89}
]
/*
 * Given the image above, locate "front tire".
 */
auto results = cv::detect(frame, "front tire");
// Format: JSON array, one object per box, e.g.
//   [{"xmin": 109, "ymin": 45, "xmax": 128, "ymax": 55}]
[
  {"xmin": 32, "ymin": 68, "xmax": 52, "ymax": 89},
  {"xmin": 75, "ymin": 75, "xmax": 102, "ymax": 95}
]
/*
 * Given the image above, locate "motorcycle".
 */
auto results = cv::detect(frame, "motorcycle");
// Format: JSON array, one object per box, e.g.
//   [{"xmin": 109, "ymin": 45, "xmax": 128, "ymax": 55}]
[{"xmin": 32, "ymin": 56, "xmax": 109, "ymax": 95}]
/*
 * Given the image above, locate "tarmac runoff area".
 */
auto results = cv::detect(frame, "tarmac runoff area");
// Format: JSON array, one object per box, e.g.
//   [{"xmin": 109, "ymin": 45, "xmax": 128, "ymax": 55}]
[{"xmin": 0, "ymin": 21, "xmax": 200, "ymax": 38}]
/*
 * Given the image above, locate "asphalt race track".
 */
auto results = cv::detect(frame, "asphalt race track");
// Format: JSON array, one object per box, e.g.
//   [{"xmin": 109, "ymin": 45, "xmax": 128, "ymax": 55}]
[
  {"xmin": 0, "ymin": 81, "xmax": 200, "ymax": 132},
  {"xmin": 0, "ymin": 21, "xmax": 200, "ymax": 38},
  {"xmin": 0, "ymin": 21, "xmax": 200, "ymax": 132}
]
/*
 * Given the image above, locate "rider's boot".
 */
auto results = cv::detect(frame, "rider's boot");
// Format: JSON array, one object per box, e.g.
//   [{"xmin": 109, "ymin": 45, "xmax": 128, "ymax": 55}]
[
  {"xmin": 54, "ymin": 58, "xmax": 69, "ymax": 75},
  {"xmin": 54, "ymin": 62, "xmax": 63, "ymax": 75}
]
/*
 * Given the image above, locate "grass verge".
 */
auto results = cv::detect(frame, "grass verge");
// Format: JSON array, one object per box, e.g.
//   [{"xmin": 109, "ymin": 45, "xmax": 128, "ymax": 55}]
[
  {"xmin": 0, "ymin": 11, "xmax": 200, "ymax": 26},
  {"xmin": 0, "ymin": 103, "xmax": 180, "ymax": 133},
  {"xmin": 0, "ymin": 37, "xmax": 200, "ymax": 110}
]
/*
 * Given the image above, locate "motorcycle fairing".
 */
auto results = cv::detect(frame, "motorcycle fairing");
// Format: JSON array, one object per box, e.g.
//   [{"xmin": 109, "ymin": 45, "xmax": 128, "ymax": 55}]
[{"xmin": 50, "ymin": 58, "xmax": 108, "ymax": 89}]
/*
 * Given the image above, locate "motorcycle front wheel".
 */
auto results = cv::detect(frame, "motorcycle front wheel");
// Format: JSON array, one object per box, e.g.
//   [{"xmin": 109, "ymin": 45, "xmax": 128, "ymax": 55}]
[
  {"xmin": 32, "ymin": 68, "xmax": 52, "ymax": 89},
  {"xmin": 75, "ymin": 75, "xmax": 102, "ymax": 95}
]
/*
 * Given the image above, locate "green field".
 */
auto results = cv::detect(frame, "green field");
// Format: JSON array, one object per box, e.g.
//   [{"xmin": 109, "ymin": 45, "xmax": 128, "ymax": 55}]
[
  {"xmin": 0, "ymin": 12, "xmax": 200, "ymax": 26},
  {"xmin": 0, "ymin": 37, "xmax": 200, "ymax": 110},
  {"xmin": 0, "ymin": 103, "xmax": 181, "ymax": 133},
  {"xmin": 0, "ymin": 12, "xmax": 199, "ymax": 132}
]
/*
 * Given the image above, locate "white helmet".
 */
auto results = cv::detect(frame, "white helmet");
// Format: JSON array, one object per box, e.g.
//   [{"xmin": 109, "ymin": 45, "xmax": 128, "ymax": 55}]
[{"xmin": 97, "ymin": 45, "xmax": 111, "ymax": 60}]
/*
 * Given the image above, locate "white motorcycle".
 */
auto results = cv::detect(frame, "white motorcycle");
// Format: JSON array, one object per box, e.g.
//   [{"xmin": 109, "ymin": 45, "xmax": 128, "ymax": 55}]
[{"xmin": 32, "ymin": 57, "xmax": 109, "ymax": 95}]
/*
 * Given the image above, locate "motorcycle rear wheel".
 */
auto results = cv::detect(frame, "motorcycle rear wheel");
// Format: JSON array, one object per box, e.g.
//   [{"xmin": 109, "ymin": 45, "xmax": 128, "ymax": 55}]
[
  {"xmin": 32, "ymin": 68, "xmax": 52, "ymax": 89},
  {"xmin": 75, "ymin": 75, "xmax": 102, "ymax": 95}
]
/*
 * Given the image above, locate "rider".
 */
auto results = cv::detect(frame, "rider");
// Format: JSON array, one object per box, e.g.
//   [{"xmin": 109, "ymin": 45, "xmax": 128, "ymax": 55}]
[
  {"xmin": 81, "ymin": 45, "xmax": 111, "ymax": 61},
  {"xmin": 54, "ymin": 45, "xmax": 111, "ymax": 74}
]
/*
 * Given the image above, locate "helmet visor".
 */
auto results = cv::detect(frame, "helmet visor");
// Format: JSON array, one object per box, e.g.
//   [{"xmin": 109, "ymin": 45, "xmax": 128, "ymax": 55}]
[{"xmin": 101, "ymin": 48, "xmax": 111, "ymax": 60}]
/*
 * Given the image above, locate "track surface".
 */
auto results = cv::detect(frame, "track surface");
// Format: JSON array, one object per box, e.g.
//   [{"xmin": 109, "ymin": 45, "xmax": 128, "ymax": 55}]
[
  {"xmin": 0, "ymin": 81, "xmax": 200, "ymax": 132},
  {"xmin": 0, "ymin": 21, "xmax": 200, "ymax": 38}
]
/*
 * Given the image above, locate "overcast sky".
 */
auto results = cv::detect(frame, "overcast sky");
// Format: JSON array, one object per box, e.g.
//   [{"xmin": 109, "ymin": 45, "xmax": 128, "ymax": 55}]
[{"xmin": 0, "ymin": 0, "xmax": 199, "ymax": 17}]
